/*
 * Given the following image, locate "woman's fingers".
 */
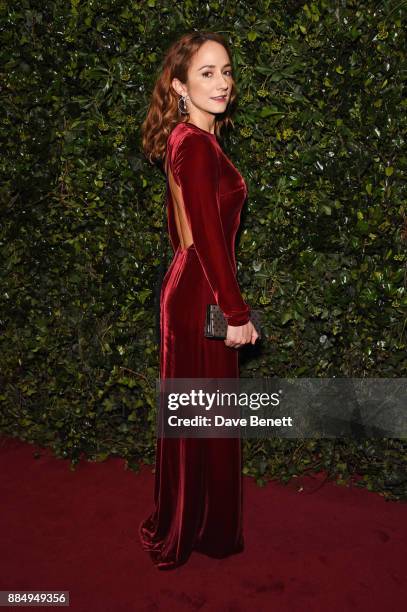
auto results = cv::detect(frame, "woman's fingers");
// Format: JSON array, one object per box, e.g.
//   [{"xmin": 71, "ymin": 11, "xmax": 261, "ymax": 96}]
[
  {"xmin": 226, "ymin": 334, "xmax": 258, "ymax": 347},
  {"xmin": 224, "ymin": 321, "xmax": 259, "ymax": 348}
]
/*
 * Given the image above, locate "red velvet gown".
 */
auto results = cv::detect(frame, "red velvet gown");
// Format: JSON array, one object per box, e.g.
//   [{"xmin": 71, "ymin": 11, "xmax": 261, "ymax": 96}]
[{"xmin": 139, "ymin": 121, "xmax": 251, "ymax": 570}]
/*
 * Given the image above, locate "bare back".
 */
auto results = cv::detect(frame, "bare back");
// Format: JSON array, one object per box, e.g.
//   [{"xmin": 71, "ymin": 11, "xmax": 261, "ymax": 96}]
[{"xmin": 165, "ymin": 155, "xmax": 194, "ymax": 252}]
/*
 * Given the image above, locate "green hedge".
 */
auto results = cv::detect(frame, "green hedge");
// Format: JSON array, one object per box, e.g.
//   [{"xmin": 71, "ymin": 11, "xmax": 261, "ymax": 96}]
[{"xmin": 1, "ymin": 1, "xmax": 406, "ymax": 499}]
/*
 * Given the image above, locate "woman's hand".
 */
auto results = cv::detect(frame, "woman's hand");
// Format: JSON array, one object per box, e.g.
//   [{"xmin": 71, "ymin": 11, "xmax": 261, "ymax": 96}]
[{"xmin": 224, "ymin": 320, "xmax": 259, "ymax": 349}]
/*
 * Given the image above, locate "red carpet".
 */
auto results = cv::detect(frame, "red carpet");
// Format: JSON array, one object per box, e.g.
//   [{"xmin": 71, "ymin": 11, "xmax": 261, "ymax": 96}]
[{"xmin": 1, "ymin": 434, "xmax": 405, "ymax": 611}]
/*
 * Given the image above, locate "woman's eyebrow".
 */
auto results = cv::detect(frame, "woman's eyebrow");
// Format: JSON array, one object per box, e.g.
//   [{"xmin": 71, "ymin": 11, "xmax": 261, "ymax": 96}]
[{"xmin": 197, "ymin": 63, "xmax": 232, "ymax": 70}]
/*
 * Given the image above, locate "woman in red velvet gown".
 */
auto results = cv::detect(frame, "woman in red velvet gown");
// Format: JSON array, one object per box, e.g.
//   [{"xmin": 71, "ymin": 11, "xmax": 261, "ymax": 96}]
[{"xmin": 139, "ymin": 31, "xmax": 258, "ymax": 570}]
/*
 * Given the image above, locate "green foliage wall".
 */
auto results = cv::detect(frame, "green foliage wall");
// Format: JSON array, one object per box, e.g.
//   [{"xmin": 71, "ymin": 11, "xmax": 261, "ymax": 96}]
[{"xmin": 1, "ymin": 1, "xmax": 406, "ymax": 499}]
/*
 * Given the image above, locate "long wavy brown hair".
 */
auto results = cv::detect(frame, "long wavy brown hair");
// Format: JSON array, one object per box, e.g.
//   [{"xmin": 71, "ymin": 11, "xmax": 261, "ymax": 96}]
[{"xmin": 141, "ymin": 30, "xmax": 238, "ymax": 168}]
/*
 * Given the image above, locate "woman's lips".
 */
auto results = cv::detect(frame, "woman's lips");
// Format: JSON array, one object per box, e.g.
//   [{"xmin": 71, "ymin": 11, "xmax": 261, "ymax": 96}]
[{"xmin": 211, "ymin": 95, "xmax": 227, "ymax": 103}]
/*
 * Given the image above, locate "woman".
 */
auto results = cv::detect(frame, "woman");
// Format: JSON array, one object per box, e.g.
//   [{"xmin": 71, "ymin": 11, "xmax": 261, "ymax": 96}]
[{"xmin": 139, "ymin": 30, "xmax": 259, "ymax": 570}]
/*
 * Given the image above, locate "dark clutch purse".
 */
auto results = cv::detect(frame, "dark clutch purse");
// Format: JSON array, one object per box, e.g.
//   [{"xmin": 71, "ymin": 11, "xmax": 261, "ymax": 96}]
[{"xmin": 204, "ymin": 304, "xmax": 262, "ymax": 340}]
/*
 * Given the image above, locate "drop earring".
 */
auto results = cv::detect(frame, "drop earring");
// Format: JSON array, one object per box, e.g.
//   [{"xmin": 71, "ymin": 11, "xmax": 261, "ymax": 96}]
[{"xmin": 178, "ymin": 94, "xmax": 188, "ymax": 115}]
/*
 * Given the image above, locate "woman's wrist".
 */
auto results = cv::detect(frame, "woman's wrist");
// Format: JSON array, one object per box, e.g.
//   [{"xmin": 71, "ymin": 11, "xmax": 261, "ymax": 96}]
[{"xmin": 225, "ymin": 309, "xmax": 251, "ymax": 326}]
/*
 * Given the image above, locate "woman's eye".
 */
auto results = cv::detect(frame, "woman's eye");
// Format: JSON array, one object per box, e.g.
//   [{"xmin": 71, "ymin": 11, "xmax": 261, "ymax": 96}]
[{"xmin": 202, "ymin": 71, "xmax": 233, "ymax": 78}]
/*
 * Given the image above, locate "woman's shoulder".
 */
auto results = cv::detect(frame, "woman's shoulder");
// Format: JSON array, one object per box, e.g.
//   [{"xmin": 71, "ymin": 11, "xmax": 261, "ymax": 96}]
[
  {"xmin": 166, "ymin": 122, "xmax": 219, "ymax": 175},
  {"xmin": 169, "ymin": 121, "xmax": 217, "ymax": 146}
]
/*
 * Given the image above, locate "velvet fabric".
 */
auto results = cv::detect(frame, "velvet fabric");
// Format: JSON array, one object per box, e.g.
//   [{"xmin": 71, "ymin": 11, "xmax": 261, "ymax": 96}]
[{"xmin": 139, "ymin": 121, "xmax": 251, "ymax": 570}]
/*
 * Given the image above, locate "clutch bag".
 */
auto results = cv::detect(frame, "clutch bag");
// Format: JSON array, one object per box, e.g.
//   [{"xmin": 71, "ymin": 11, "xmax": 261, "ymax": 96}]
[{"xmin": 204, "ymin": 304, "xmax": 262, "ymax": 340}]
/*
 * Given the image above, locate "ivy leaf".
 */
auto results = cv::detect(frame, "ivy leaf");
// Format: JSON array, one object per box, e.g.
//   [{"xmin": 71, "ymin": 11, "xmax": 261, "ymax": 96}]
[{"xmin": 247, "ymin": 31, "xmax": 258, "ymax": 41}]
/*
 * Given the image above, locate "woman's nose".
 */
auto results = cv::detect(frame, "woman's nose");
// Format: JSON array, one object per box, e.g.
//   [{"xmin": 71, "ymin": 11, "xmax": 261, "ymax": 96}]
[{"xmin": 217, "ymin": 75, "xmax": 228, "ymax": 88}]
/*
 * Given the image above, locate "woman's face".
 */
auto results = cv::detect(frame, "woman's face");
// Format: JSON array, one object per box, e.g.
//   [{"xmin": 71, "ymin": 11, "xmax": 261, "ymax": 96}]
[{"xmin": 173, "ymin": 40, "xmax": 234, "ymax": 123}]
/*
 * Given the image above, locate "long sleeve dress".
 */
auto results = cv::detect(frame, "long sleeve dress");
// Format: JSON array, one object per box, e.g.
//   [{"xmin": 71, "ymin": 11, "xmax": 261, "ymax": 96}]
[{"xmin": 139, "ymin": 120, "xmax": 251, "ymax": 570}]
